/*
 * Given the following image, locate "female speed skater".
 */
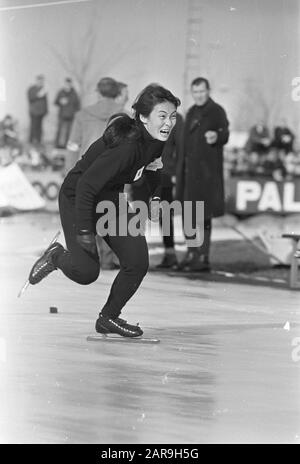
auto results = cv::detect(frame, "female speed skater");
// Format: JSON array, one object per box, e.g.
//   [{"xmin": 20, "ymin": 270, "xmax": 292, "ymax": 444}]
[{"xmin": 27, "ymin": 84, "xmax": 180, "ymax": 338}]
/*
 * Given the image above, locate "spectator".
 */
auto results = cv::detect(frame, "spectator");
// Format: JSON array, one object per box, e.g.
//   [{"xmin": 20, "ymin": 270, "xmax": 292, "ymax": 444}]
[
  {"xmin": 27, "ymin": 75, "xmax": 48, "ymax": 145},
  {"xmin": 0, "ymin": 114, "xmax": 23, "ymax": 166},
  {"xmin": 0, "ymin": 114, "xmax": 21, "ymax": 152},
  {"xmin": 245, "ymin": 121, "xmax": 271, "ymax": 155},
  {"xmin": 272, "ymin": 118, "xmax": 294, "ymax": 154},
  {"xmin": 66, "ymin": 77, "xmax": 123, "ymax": 170},
  {"xmin": 54, "ymin": 78, "xmax": 80, "ymax": 148},
  {"xmin": 176, "ymin": 77, "xmax": 229, "ymax": 272},
  {"xmin": 66, "ymin": 77, "xmax": 124, "ymax": 269}
]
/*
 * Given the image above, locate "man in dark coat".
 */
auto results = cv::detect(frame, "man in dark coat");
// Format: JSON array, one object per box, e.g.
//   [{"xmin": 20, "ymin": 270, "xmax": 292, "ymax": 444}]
[
  {"xmin": 176, "ymin": 77, "xmax": 229, "ymax": 271},
  {"xmin": 27, "ymin": 75, "xmax": 48, "ymax": 145},
  {"xmin": 54, "ymin": 78, "xmax": 80, "ymax": 148}
]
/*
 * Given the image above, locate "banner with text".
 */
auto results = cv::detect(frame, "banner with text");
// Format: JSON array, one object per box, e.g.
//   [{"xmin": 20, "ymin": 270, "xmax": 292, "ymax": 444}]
[{"xmin": 226, "ymin": 177, "xmax": 300, "ymax": 214}]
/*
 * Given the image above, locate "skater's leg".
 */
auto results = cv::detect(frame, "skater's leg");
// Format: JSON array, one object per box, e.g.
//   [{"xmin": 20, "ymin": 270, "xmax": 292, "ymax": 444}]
[
  {"xmin": 28, "ymin": 192, "xmax": 100, "ymax": 285},
  {"xmin": 100, "ymin": 217, "xmax": 149, "ymax": 320},
  {"xmin": 54, "ymin": 192, "xmax": 100, "ymax": 285}
]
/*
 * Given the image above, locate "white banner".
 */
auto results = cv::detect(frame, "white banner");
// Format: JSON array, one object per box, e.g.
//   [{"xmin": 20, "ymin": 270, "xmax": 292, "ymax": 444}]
[{"xmin": 0, "ymin": 163, "xmax": 45, "ymax": 210}]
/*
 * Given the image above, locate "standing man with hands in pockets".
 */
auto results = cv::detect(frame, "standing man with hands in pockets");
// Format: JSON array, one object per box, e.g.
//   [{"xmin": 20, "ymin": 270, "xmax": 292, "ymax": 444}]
[{"xmin": 176, "ymin": 77, "xmax": 229, "ymax": 272}]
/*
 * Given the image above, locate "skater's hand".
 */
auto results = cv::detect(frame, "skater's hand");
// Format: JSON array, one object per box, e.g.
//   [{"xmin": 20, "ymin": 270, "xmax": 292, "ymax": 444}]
[
  {"xmin": 76, "ymin": 232, "xmax": 97, "ymax": 256},
  {"xmin": 148, "ymin": 197, "xmax": 161, "ymax": 223}
]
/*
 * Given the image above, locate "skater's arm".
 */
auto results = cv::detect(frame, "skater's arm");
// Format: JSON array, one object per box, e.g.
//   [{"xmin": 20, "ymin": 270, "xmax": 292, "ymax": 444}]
[
  {"xmin": 144, "ymin": 159, "xmax": 163, "ymax": 222},
  {"xmin": 76, "ymin": 145, "xmax": 135, "ymax": 232},
  {"xmin": 143, "ymin": 156, "xmax": 163, "ymax": 198},
  {"xmin": 143, "ymin": 169, "xmax": 162, "ymax": 198}
]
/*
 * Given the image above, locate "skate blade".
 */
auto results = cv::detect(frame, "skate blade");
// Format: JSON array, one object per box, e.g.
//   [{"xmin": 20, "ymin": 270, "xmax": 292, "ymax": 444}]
[
  {"xmin": 48, "ymin": 230, "xmax": 61, "ymax": 246},
  {"xmin": 17, "ymin": 230, "xmax": 61, "ymax": 298},
  {"xmin": 87, "ymin": 334, "xmax": 160, "ymax": 344},
  {"xmin": 17, "ymin": 279, "xmax": 30, "ymax": 298}
]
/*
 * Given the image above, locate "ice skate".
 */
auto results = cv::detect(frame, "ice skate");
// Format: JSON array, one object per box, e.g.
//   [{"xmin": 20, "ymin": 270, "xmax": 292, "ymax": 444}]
[
  {"xmin": 18, "ymin": 231, "xmax": 64, "ymax": 297},
  {"xmin": 95, "ymin": 314, "xmax": 144, "ymax": 338}
]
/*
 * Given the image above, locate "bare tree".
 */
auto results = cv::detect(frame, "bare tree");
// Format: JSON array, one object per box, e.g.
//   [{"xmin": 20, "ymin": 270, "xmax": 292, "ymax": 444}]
[{"xmin": 46, "ymin": 1, "xmax": 144, "ymax": 103}]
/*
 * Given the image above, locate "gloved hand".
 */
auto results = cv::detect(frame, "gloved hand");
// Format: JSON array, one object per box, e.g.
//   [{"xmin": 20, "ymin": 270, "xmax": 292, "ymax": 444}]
[
  {"xmin": 148, "ymin": 197, "xmax": 161, "ymax": 223},
  {"xmin": 76, "ymin": 231, "xmax": 97, "ymax": 256}
]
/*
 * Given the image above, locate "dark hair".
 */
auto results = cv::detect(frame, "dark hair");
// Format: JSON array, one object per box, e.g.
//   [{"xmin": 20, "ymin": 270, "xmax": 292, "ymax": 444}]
[
  {"xmin": 132, "ymin": 84, "xmax": 181, "ymax": 121},
  {"xmin": 191, "ymin": 77, "xmax": 210, "ymax": 90},
  {"xmin": 97, "ymin": 77, "xmax": 119, "ymax": 99},
  {"xmin": 103, "ymin": 85, "xmax": 180, "ymax": 148},
  {"xmin": 103, "ymin": 113, "xmax": 139, "ymax": 148}
]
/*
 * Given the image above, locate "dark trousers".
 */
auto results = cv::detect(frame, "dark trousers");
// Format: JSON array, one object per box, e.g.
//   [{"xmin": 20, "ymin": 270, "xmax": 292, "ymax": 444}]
[
  {"xmin": 29, "ymin": 115, "xmax": 44, "ymax": 144},
  {"xmin": 55, "ymin": 118, "xmax": 73, "ymax": 148},
  {"xmin": 160, "ymin": 185, "xmax": 175, "ymax": 249},
  {"xmin": 55, "ymin": 192, "xmax": 149, "ymax": 319}
]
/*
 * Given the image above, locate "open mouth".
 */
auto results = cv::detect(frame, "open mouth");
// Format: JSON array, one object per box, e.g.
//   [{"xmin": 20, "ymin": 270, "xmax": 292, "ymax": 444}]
[{"xmin": 160, "ymin": 129, "xmax": 170, "ymax": 136}]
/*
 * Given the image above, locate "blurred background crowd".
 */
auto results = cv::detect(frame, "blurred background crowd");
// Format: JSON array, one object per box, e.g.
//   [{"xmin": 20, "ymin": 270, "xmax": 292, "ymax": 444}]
[
  {"xmin": 1, "ymin": 0, "xmax": 300, "ymax": 276},
  {"xmin": 1, "ymin": 76, "xmax": 300, "ymax": 180},
  {"xmin": 0, "ymin": 74, "xmax": 129, "ymax": 170}
]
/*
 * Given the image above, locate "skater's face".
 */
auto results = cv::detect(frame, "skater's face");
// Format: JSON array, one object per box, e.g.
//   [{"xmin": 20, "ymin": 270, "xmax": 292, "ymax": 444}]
[
  {"xmin": 140, "ymin": 101, "xmax": 177, "ymax": 141},
  {"xmin": 191, "ymin": 82, "xmax": 210, "ymax": 106}
]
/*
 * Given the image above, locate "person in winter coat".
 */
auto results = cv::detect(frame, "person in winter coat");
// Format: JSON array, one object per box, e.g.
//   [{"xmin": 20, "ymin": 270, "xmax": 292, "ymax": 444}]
[
  {"xmin": 176, "ymin": 77, "xmax": 229, "ymax": 272},
  {"xmin": 27, "ymin": 75, "xmax": 48, "ymax": 145},
  {"xmin": 54, "ymin": 78, "xmax": 80, "ymax": 148},
  {"xmin": 27, "ymin": 84, "xmax": 180, "ymax": 338}
]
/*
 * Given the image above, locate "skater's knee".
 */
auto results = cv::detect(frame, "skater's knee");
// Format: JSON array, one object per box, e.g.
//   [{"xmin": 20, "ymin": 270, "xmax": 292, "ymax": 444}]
[
  {"xmin": 73, "ymin": 266, "xmax": 100, "ymax": 285},
  {"xmin": 136, "ymin": 258, "xmax": 149, "ymax": 276}
]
